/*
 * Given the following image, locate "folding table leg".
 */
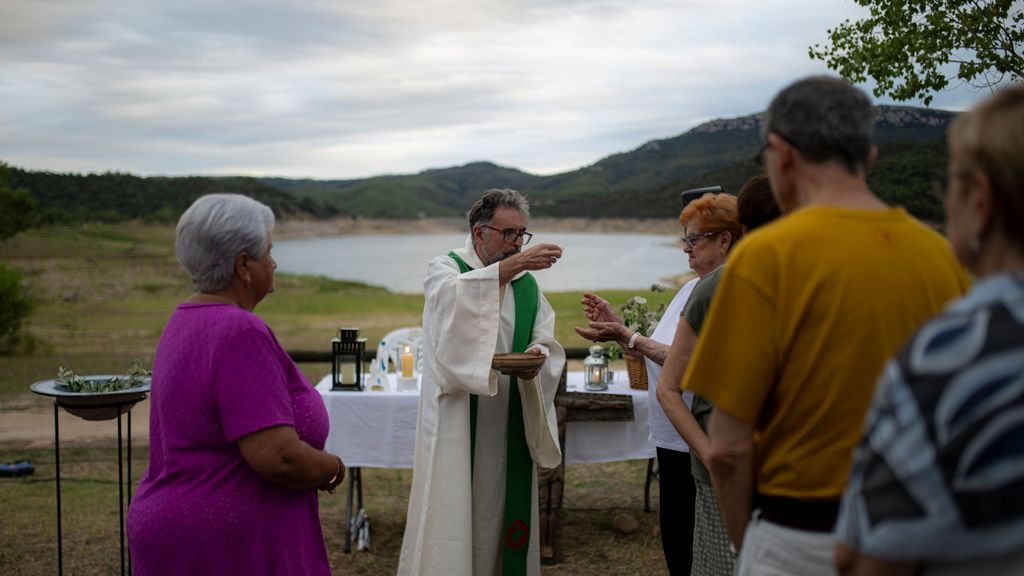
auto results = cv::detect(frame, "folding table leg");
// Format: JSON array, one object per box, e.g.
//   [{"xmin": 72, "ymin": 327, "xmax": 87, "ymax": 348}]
[
  {"xmin": 343, "ymin": 466, "xmax": 362, "ymax": 553},
  {"xmin": 644, "ymin": 457, "xmax": 657, "ymax": 513},
  {"xmin": 356, "ymin": 466, "xmax": 363, "ymax": 515}
]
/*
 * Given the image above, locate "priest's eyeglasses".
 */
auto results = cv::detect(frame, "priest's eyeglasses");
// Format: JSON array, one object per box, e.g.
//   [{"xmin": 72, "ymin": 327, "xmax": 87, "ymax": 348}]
[{"xmin": 481, "ymin": 225, "xmax": 533, "ymax": 245}]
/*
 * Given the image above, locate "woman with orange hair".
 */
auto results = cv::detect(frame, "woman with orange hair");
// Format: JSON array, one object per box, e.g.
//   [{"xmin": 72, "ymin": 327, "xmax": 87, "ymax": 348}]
[
  {"xmin": 577, "ymin": 191, "xmax": 742, "ymax": 575},
  {"xmin": 657, "ymin": 180, "xmax": 780, "ymax": 576}
]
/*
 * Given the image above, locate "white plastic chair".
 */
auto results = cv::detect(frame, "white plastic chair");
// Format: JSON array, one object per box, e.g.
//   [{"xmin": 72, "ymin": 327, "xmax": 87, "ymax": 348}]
[{"xmin": 376, "ymin": 327, "xmax": 423, "ymax": 374}]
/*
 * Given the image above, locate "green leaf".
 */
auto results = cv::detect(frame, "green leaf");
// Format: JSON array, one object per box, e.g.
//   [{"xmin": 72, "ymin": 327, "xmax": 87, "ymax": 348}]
[{"xmin": 810, "ymin": 0, "xmax": 1023, "ymax": 103}]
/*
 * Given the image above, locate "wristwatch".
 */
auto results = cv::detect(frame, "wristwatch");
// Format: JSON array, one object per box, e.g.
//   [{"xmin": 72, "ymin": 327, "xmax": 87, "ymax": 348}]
[{"xmin": 627, "ymin": 331, "xmax": 640, "ymax": 351}]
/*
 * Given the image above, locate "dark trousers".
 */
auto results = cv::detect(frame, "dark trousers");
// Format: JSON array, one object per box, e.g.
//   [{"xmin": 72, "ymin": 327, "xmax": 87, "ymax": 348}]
[{"xmin": 657, "ymin": 446, "xmax": 696, "ymax": 576}]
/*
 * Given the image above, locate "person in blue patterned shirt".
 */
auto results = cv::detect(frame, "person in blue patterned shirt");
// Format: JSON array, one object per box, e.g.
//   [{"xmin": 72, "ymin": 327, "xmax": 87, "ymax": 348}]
[{"xmin": 834, "ymin": 83, "xmax": 1024, "ymax": 575}]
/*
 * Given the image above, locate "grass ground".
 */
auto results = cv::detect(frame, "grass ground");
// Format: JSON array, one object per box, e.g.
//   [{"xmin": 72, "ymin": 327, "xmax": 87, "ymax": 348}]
[
  {"xmin": 0, "ymin": 444, "xmax": 665, "ymax": 575},
  {"xmin": 0, "ymin": 223, "xmax": 672, "ymax": 575}
]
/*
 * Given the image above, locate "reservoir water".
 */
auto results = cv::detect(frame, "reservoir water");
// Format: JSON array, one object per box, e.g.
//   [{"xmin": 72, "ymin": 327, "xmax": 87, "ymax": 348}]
[{"xmin": 274, "ymin": 232, "xmax": 692, "ymax": 294}]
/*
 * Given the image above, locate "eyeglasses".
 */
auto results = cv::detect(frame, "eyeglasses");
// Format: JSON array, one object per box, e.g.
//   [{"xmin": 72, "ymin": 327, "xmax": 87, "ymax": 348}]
[
  {"xmin": 754, "ymin": 131, "xmax": 799, "ymax": 165},
  {"xmin": 931, "ymin": 171, "xmax": 949, "ymax": 202},
  {"xmin": 754, "ymin": 141, "xmax": 773, "ymax": 165},
  {"xmin": 931, "ymin": 167, "xmax": 974, "ymax": 202},
  {"xmin": 681, "ymin": 231, "xmax": 720, "ymax": 249},
  {"xmin": 480, "ymin": 225, "xmax": 533, "ymax": 245}
]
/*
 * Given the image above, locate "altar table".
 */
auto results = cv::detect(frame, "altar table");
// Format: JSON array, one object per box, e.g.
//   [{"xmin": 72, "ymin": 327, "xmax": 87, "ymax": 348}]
[
  {"xmin": 316, "ymin": 370, "xmax": 655, "ymax": 553},
  {"xmin": 316, "ymin": 370, "xmax": 653, "ymax": 468}
]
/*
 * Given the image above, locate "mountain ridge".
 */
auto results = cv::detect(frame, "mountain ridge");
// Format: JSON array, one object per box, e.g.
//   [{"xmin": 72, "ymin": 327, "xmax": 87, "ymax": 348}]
[
  {"xmin": 270, "ymin": 104, "xmax": 950, "ymax": 220},
  {"xmin": 7, "ymin": 105, "xmax": 955, "ymax": 223}
]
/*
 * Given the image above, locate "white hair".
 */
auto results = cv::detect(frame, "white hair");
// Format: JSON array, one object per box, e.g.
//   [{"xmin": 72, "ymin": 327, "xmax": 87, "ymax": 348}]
[{"xmin": 175, "ymin": 194, "xmax": 275, "ymax": 292}]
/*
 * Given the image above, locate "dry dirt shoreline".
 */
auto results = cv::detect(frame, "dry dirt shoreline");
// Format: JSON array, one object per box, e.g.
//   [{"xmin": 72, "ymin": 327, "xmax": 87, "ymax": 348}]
[
  {"xmin": 1, "ymin": 404, "xmax": 153, "ymax": 448},
  {"xmin": 3, "ymin": 217, "xmax": 687, "ymax": 448}
]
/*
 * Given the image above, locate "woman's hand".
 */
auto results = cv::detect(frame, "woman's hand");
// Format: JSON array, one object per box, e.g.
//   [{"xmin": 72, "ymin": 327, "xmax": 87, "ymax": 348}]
[
  {"xmin": 581, "ymin": 292, "xmax": 621, "ymax": 323},
  {"xmin": 575, "ymin": 320, "xmax": 629, "ymax": 344},
  {"xmin": 577, "ymin": 292, "xmax": 628, "ymax": 343}
]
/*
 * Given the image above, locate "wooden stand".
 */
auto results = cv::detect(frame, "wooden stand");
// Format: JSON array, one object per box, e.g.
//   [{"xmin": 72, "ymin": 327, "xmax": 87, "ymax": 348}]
[{"xmin": 539, "ymin": 371, "xmax": 635, "ymax": 564}]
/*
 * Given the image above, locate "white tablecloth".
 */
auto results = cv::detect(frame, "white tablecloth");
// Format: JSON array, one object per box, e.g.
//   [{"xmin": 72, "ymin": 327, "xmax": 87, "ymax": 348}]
[{"xmin": 316, "ymin": 370, "xmax": 653, "ymax": 468}]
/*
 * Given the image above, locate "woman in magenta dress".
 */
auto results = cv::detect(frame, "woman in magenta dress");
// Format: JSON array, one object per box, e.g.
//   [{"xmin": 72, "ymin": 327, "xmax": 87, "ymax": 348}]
[{"xmin": 127, "ymin": 193, "xmax": 345, "ymax": 575}]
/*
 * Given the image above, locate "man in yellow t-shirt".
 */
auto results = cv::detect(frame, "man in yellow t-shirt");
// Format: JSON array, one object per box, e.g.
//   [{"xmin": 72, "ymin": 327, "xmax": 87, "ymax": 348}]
[{"xmin": 683, "ymin": 76, "xmax": 968, "ymax": 576}]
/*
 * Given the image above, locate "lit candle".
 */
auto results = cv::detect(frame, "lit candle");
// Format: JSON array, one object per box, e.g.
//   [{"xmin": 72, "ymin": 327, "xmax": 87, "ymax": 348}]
[
  {"xmin": 401, "ymin": 345, "xmax": 414, "ymax": 378},
  {"xmin": 341, "ymin": 362, "xmax": 357, "ymax": 384}
]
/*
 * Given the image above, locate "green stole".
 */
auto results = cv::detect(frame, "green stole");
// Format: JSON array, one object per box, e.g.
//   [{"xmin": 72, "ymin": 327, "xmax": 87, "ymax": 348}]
[{"xmin": 448, "ymin": 251, "xmax": 537, "ymax": 575}]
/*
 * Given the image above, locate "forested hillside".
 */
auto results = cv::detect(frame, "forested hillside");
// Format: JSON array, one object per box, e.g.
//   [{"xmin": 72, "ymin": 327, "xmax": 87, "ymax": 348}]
[
  {"xmin": 7, "ymin": 170, "xmax": 338, "ymax": 224},
  {"xmin": 265, "ymin": 105, "xmax": 954, "ymax": 221},
  {"xmin": 262, "ymin": 162, "xmax": 540, "ymax": 219},
  {"xmin": 4, "ymin": 105, "xmax": 954, "ymax": 224}
]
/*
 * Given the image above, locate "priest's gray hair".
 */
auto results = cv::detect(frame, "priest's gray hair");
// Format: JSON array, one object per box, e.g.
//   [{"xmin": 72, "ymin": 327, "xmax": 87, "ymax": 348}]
[
  {"xmin": 467, "ymin": 188, "xmax": 530, "ymax": 230},
  {"xmin": 176, "ymin": 194, "xmax": 275, "ymax": 292}
]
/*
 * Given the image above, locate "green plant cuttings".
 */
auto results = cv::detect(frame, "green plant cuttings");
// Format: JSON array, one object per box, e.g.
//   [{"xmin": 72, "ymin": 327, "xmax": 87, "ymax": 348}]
[{"xmin": 55, "ymin": 359, "xmax": 151, "ymax": 393}]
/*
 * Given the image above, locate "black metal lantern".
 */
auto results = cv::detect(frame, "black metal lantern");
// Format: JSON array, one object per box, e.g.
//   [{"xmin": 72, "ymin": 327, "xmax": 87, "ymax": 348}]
[{"xmin": 332, "ymin": 327, "xmax": 366, "ymax": 391}]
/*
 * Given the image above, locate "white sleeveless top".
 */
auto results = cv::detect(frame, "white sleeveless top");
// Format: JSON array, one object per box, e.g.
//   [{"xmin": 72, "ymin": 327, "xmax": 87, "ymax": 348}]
[{"xmin": 644, "ymin": 277, "xmax": 699, "ymax": 452}]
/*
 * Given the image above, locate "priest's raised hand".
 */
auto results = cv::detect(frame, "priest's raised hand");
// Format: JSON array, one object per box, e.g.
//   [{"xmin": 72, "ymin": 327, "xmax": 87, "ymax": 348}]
[{"xmin": 498, "ymin": 242, "xmax": 562, "ymax": 284}]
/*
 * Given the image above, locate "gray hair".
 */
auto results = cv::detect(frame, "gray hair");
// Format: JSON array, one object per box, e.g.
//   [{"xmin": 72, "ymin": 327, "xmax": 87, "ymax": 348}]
[
  {"xmin": 175, "ymin": 194, "xmax": 275, "ymax": 292},
  {"xmin": 763, "ymin": 75, "xmax": 875, "ymax": 174},
  {"xmin": 467, "ymin": 188, "xmax": 530, "ymax": 229}
]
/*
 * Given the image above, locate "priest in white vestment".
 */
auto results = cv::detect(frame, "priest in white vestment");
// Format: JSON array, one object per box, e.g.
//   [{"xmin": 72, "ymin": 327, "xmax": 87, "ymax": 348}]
[{"xmin": 398, "ymin": 189, "xmax": 566, "ymax": 576}]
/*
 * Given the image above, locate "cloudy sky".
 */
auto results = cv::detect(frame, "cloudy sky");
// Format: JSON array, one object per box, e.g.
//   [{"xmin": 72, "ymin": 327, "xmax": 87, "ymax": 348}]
[{"xmin": 0, "ymin": 0, "xmax": 992, "ymax": 180}]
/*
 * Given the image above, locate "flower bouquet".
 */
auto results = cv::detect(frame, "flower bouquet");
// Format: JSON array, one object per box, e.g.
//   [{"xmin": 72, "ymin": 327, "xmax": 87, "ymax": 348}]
[{"xmin": 611, "ymin": 284, "xmax": 667, "ymax": 390}]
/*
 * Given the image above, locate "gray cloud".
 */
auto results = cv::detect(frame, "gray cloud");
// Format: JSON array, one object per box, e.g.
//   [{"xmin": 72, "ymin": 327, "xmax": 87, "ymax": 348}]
[{"xmin": 0, "ymin": 0, "xmax": 989, "ymax": 179}]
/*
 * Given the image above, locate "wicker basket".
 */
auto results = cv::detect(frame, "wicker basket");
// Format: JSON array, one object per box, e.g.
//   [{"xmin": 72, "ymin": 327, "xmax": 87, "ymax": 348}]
[{"xmin": 625, "ymin": 355, "xmax": 648, "ymax": 390}]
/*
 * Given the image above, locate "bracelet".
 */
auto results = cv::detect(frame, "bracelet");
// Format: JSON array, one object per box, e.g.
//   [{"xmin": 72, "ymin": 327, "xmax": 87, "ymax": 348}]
[
  {"xmin": 329, "ymin": 455, "xmax": 342, "ymax": 481},
  {"xmin": 627, "ymin": 331, "xmax": 640, "ymax": 350},
  {"xmin": 327, "ymin": 457, "xmax": 342, "ymax": 487}
]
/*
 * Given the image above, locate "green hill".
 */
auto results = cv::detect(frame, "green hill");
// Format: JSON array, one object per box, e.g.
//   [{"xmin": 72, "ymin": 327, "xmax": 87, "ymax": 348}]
[
  {"xmin": 4, "ymin": 105, "xmax": 955, "ymax": 223},
  {"xmin": 265, "ymin": 105, "xmax": 954, "ymax": 221},
  {"xmin": 262, "ymin": 162, "xmax": 541, "ymax": 218},
  {"xmin": 6, "ymin": 170, "xmax": 339, "ymax": 224}
]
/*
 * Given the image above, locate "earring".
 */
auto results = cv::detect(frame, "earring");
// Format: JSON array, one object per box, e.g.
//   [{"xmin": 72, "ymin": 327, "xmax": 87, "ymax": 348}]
[
  {"xmin": 968, "ymin": 235, "xmax": 981, "ymax": 255},
  {"xmin": 244, "ymin": 278, "xmax": 252, "ymax": 288}
]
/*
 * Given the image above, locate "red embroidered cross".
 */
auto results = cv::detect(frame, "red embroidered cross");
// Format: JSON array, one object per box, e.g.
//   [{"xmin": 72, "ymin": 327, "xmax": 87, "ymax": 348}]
[{"xmin": 505, "ymin": 519, "xmax": 528, "ymax": 550}]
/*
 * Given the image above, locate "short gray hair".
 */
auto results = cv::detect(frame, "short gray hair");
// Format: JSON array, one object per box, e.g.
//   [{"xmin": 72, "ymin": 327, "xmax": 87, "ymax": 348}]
[
  {"xmin": 466, "ymin": 188, "xmax": 530, "ymax": 229},
  {"xmin": 175, "ymin": 194, "xmax": 275, "ymax": 292},
  {"xmin": 763, "ymin": 75, "xmax": 875, "ymax": 174}
]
